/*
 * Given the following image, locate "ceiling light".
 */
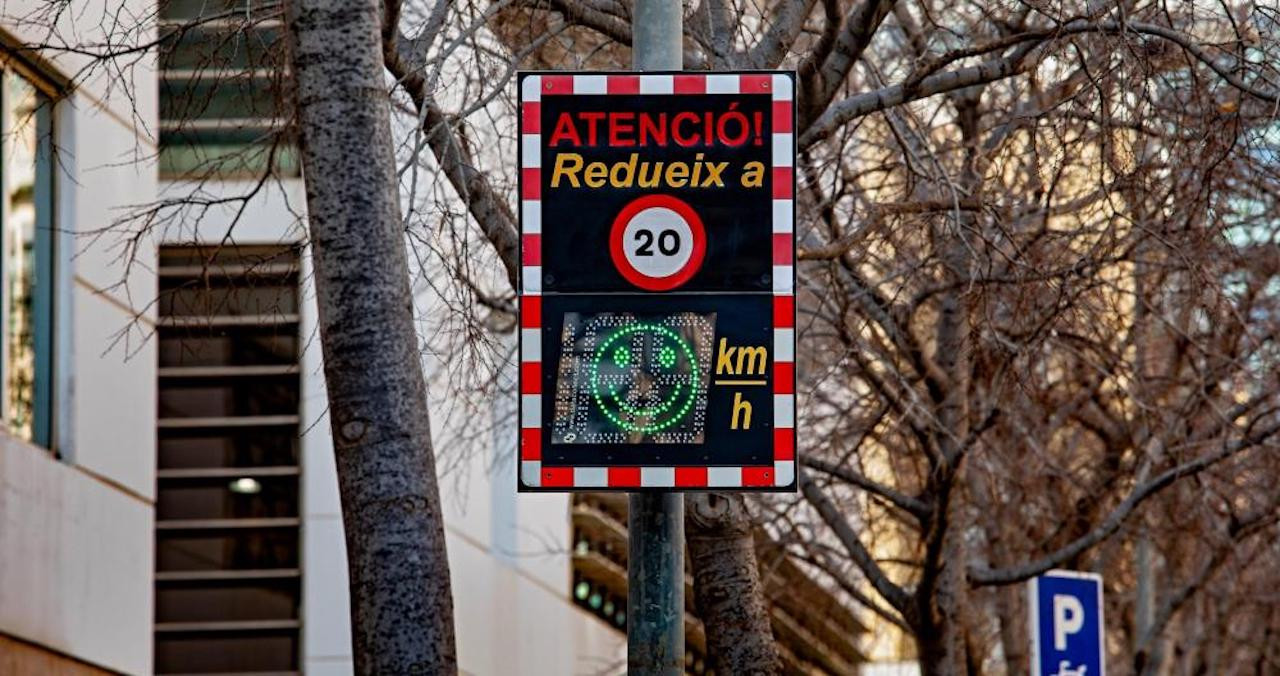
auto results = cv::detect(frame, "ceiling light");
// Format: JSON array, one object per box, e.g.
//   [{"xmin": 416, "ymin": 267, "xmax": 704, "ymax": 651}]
[{"xmin": 228, "ymin": 477, "xmax": 262, "ymax": 494}]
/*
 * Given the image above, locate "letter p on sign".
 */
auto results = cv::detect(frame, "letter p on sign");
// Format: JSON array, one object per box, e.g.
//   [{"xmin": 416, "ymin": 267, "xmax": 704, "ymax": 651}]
[
  {"xmin": 1030, "ymin": 570, "xmax": 1105, "ymax": 676},
  {"xmin": 1052, "ymin": 594, "xmax": 1085, "ymax": 650}
]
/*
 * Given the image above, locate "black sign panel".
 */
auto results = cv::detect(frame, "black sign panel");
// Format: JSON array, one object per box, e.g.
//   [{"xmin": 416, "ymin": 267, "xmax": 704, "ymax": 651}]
[{"xmin": 518, "ymin": 71, "xmax": 796, "ymax": 492}]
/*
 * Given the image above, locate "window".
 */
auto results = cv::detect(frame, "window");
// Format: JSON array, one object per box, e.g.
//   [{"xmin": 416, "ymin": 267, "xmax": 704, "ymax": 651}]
[
  {"xmin": 0, "ymin": 64, "xmax": 55, "ymax": 449},
  {"xmin": 153, "ymin": 244, "xmax": 303, "ymax": 675},
  {"xmin": 158, "ymin": 0, "xmax": 297, "ymax": 178}
]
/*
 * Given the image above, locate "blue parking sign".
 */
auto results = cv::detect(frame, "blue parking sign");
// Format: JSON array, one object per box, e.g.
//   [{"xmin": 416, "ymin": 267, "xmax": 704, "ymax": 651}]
[{"xmin": 1029, "ymin": 570, "xmax": 1105, "ymax": 676}]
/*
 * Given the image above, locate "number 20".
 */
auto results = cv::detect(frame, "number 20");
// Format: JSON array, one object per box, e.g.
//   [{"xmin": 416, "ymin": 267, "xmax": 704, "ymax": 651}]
[{"xmin": 634, "ymin": 229, "xmax": 681, "ymax": 256}]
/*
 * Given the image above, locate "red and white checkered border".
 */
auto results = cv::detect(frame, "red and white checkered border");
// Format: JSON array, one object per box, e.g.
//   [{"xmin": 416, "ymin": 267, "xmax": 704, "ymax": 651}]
[{"xmin": 518, "ymin": 71, "xmax": 796, "ymax": 490}]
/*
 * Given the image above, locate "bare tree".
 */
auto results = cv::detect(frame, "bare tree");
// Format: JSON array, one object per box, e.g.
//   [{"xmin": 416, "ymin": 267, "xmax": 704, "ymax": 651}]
[{"xmin": 460, "ymin": 1, "xmax": 1280, "ymax": 673}]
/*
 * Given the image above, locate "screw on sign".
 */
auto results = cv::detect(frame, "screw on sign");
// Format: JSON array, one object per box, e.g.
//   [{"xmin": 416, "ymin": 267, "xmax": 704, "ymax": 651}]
[{"xmin": 517, "ymin": 71, "xmax": 797, "ymax": 492}]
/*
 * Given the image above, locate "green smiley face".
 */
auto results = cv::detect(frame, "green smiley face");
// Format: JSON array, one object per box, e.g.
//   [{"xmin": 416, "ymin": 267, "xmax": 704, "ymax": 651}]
[{"xmin": 589, "ymin": 322, "xmax": 699, "ymax": 434}]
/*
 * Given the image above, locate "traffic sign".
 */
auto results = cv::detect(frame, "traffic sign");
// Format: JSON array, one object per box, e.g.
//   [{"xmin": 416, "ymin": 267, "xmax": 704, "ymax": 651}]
[
  {"xmin": 609, "ymin": 194, "xmax": 707, "ymax": 291},
  {"xmin": 1029, "ymin": 570, "xmax": 1106, "ymax": 676},
  {"xmin": 517, "ymin": 71, "xmax": 797, "ymax": 492}
]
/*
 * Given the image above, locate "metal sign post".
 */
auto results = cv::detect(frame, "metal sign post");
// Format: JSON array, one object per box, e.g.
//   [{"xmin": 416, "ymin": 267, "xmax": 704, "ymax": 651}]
[
  {"xmin": 514, "ymin": 1, "xmax": 796, "ymax": 673},
  {"xmin": 628, "ymin": 4, "xmax": 685, "ymax": 674}
]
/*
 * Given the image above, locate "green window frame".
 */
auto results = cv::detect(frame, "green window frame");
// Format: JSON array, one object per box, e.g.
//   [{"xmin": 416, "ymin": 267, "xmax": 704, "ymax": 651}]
[{"xmin": 0, "ymin": 62, "xmax": 57, "ymax": 450}]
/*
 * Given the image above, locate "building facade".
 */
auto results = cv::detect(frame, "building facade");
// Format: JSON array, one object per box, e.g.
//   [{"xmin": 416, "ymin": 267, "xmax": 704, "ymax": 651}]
[
  {"xmin": 0, "ymin": 3, "xmax": 625, "ymax": 673},
  {"xmin": 0, "ymin": 1, "xmax": 158, "ymax": 672}
]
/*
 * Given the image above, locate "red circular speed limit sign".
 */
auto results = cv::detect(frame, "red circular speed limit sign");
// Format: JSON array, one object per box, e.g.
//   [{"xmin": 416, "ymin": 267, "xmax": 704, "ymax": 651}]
[{"xmin": 609, "ymin": 194, "xmax": 707, "ymax": 291}]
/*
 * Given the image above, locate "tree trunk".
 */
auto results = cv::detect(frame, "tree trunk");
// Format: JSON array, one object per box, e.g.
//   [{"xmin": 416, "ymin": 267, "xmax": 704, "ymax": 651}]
[
  {"xmin": 917, "ymin": 617, "xmax": 965, "ymax": 676},
  {"xmin": 915, "ymin": 545, "xmax": 971, "ymax": 676},
  {"xmin": 284, "ymin": 2, "xmax": 457, "ymax": 673},
  {"xmin": 917, "ymin": 629, "xmax": 950, "ymax": 676},
  {"xmin": 996, "ymin": 585, "xmax": 1026, "ymax": 674},
  {"xmin": 685, "ymin": 493, "xmax": 781, "ymax": 674}
]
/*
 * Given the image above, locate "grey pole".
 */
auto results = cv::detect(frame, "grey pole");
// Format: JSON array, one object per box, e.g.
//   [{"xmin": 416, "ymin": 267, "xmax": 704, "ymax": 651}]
[
  {"xmin": 632, "ymin": 0, "xmax": 683, "ymax": 71},
  {"xmin": 628, "ymin": 2, "xmax": 684, "ymax": 674},
  {"xmin": 628, "ymin": 493, "xmax": 684, "ymax": 674}
]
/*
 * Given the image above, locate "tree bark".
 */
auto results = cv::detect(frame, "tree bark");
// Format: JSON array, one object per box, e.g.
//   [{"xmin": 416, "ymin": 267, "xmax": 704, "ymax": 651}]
[
  {"xmin": 685, "ymin": 493, "xmax": 782, "ymax": 674},
  {"xmin": 284, "ymin": 1, "xmax": 457, "ymax": 673},
  {"xmin": 916, "ymin": 599, "xmax": 965, "ymax": 676},
  {"xmin": 914, "ymin": 524, "xmax": 968, "ymax": 676},
  {"xmin": 916, "ymin": 629, "xmax": 953, "ymax": 676}
]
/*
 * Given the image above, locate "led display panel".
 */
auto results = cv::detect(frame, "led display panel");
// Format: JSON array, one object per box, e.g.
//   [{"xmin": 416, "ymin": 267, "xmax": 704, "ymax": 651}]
[{"xmin": 552, "ymin": 312, "xmax": 715, "ymax": 445}]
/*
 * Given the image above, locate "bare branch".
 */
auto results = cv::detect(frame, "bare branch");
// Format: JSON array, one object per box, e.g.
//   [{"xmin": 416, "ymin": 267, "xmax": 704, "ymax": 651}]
[
  {"xmin": 801, "ymin": 18, "xmax": 1280, "ymax": 148},
  {"xmin": 969, "ymin": 422, "xmax": 1280, "ymax": 586},
  {"xmin": 385, "ymin": 29, "xmax": 521, "ymax": 289},
  {"xmin": 803, "ymin": 455, "xmax": 931, "ymax": 521},
  {"xmin": 799, "ymin": 468, "xmax": 913, "ymax": 614},
  {"xmin": 800, "ymin": 0, "xmax": 897, "ymax": 127},
  {"xmin": 745, "ymin": 0, "xmax": 820, "ymax": 69}
]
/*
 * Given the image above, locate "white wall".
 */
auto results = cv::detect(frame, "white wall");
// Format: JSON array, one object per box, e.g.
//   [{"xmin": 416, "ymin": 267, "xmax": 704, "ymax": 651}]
[
  {"xmin": 861, "ymin": 662, "xmax": 922, "ymax": 676},
  {"xmin": 301, "ymin": 442, "xmax": 627, "ymax": 676},
  {"xmin": 0, "ymin": 17, "xmax": 159, "ymax": 668},
  {"xmin": 435, "ymin": 358, "xmax": 625, "ymax": 674},
  {"xmin": 67, "ymin": 93, "xmax": 158, "ymax": 498},
  {"xmin": 447, "ymin": 524, "xmax": 627, "ymax": 676},
  {"xmin": 0, "ymin": 436, "xmax": 153, "ymax": 674}
]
